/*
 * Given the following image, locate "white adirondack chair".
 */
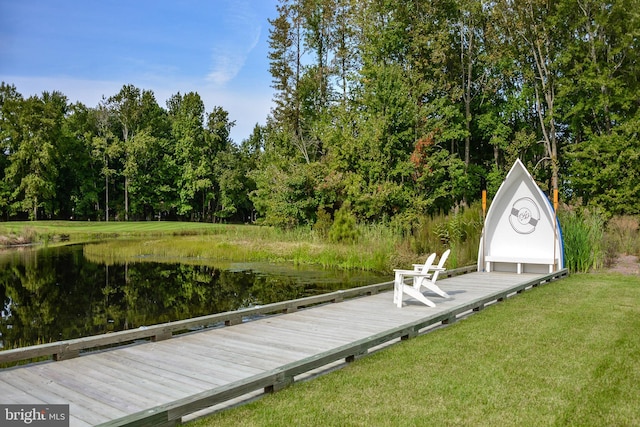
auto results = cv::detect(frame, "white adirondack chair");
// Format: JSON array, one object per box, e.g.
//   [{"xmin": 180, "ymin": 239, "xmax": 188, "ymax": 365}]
[
  {"xmin": 393, "ymin": 253, "xmax": 437, "ymax": 308},
  {"xmin": 414, "ymin": 249, "xmax": 450, "ymax": 299}
]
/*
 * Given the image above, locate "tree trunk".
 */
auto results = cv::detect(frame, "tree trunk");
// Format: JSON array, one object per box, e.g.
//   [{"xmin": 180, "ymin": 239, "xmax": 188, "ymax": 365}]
[
  {"xmin": 125, "ymin": 176, "xmax": 129, "ymax": 221},
  {"xmin": 105, "ymin": 173, "xmax": 109, "ymax": 222}
]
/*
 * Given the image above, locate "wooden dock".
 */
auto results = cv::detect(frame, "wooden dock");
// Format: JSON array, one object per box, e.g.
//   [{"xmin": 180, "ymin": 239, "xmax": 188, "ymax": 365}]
[{"xmin": 0, "ymin": 268, "xmax": 567, "ymax": 426}]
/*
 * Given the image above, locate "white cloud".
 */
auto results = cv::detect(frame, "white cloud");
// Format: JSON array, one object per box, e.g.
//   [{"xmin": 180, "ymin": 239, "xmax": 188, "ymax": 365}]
[
  {"xmin": 206, "ymin": 0, "xmax": 262, "ymax": 87},
  {"xmin": 206, "ymin": 49, "xmax": 246, "ymax": 86}
]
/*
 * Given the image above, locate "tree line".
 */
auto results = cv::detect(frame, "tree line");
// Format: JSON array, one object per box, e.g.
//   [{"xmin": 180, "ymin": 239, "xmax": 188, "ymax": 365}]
[
  {"xmin": 0, "ymin": 84, "xmax": 256, "ymax": 222},
  {"xmin": 1, "ymin": 0, "xmax": 639, "ymax": 225},
  {"xmin": 258, "ymin": 0, "xmax": 639, "ymax": 227}
]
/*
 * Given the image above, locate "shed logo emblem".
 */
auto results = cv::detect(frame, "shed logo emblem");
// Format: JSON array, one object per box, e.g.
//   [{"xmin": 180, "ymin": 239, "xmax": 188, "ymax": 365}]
[{"xmin": 509, "ymin": 197, "xmax": 540, "ymax": 234}]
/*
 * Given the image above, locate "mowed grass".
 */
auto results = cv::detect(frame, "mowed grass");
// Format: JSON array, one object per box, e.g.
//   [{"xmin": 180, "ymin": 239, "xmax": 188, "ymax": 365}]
[
  {"xmin": 189, "ymin": 273, "xmax": 640, "ymax": 427},
  {"xmin": 0, "ymin": 220, "xmax": 233, "ymax": 238}
]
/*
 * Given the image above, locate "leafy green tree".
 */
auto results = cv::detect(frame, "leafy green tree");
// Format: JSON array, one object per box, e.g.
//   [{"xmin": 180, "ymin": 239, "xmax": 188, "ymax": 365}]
[
  {"xmin": 91, "ymin": 99, "xmax": 121, "ymax": 221},
  {"xmin": 1, "ymin": 0, "xmax": 639, "ymax": 224},
  {"xmin": 492, "ymin": 0, "xmax": 568, "ymax": 192},
  {"xmin": 331, "ymin": 0, "xmax": 359, "ymax": 104},
  {"xmin": 168, "ymin": 92, "xmax": 207, "ymax": 219},
  {"xmin": 206, "ymin": 107, "xmax": 240, "ymax": 221},
  {"xmin": 269, "ymin": 0, "xmax": 302, "ymax": 143},
  {"xmin": 301, "ymin": 0, "xmax": 334, "ymax": 109},
  {"xmin": 123, "ymin": 91, "xmax": 174, "ymax": 219},
  {"xmin": 167, "ymin": 93, "xmax": 235, "ymax": 221},
  {"xmin": 214, "ymin": 145, "xmax": 247, "ymax": 221},
  {"xmin": 407, "ymin": 0, "xmax": 467, "ymax": 155},
  {"xmin": 454, "ymin": 0, "xmax": 490, "ymax": 168},
  {"xmin": 123, "ymin": 130, "xmax": 162, "ymax": 219},
  {"xmin": 107, "ymin": 84, "xmax": 143, "ymax": 220},
  {"xmin": 4, "ymin": 92, "xmax": 68, "ymax": 219},
  {"xmin": 0, "ymin": 83, "xmax": 23, "ymax": 219},
  {"xmin": 233, "ymin": 124, "xmax": 264, "ymax": 222},
  {"xmin": 60, "ymin": 102, "xmax": 101, "ymax": 219},
  {"xmin": 559, "ymin": 0, "xmax": 640, "ymax": 140},
  {"xmin": 566, "ymin": 114, "xmax": 640, "ymax": 215},
  {"xmin": 410, "ymin": 132, "xmax": 469, "ymax": 214},
  {"xmin": 249, "ymin": 143, "xmax": 322, "ymax": 228},
  {"xmin": 345, "ymin": 2, "xmax": 418, "ymax": 218},
  {"xmin": 559, "ymin": 0, "xmax": 640, "ymax": 212}
]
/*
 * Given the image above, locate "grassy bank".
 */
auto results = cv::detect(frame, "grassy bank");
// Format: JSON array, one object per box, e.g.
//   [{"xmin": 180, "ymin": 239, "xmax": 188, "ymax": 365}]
[
  {"xmin": 189, "ymin": 273, "xmax": 640, "ymax": 426},
  {"xmin": 0, "ymin": 211, "xmax": 482, "ymax": 273},
  {"xmin": 4, "ymin": 209, "xmax": 636, "ymax": 273},
  {"xmin": 82, "ymin": 233, "xmax": 396, "ymax": 271},
  {"xmin": 0, "ymin": 221, "xmax": 405, "ymax": 272}
]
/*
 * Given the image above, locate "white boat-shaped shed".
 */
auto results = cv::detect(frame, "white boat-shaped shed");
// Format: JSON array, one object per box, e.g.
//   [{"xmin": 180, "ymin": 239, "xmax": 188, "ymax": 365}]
[{"xmin": 478, "ymin": 159, "xmax": 564, "ymax": 274}]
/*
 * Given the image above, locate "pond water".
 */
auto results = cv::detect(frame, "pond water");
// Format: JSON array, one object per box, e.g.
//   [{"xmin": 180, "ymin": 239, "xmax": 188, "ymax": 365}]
[{"xmin": 0, "ymin": 244, "xmax": 389, "ymax": 350}]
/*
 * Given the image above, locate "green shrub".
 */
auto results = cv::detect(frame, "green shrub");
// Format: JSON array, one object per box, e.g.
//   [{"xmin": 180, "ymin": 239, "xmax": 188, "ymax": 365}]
[
  {"xmin": 313, "ymin": 208, "xmax": 333, "ymax": 240},
  {"xmin": 328, "ymin": 205, "xmax": 359, "ymax": 244}
]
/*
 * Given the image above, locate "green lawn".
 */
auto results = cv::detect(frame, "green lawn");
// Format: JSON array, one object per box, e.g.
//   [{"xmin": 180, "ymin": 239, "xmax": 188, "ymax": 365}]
[
  {"xmin": 0, "ymin": 220, "xmax": 231, "ymax": 238},
  {"xmin": 189, "ymin": 273, "xmax": 640, "ymax": 426}
]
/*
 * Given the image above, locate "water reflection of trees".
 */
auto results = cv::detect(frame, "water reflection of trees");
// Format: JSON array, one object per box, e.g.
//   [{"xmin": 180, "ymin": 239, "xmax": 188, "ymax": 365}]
[{"xmin": 0, "ymin": 245, "xmax": 384, "ymax": 349}]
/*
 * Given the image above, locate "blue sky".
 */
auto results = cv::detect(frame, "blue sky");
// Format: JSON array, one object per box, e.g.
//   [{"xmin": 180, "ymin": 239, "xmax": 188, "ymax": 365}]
[{"xmin": 0, "ymin": 0, "xmax": 278, "ymax": 143}]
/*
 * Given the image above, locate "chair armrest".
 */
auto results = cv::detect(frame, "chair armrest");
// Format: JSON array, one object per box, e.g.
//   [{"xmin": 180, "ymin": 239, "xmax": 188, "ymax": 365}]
[
  {"xmin": 412, "ymin": 265, "xmax": 446, "ymax": 272},
  {"xmin": 393, "ymin": 269, "xmax": 433, "ymax": 278},
  {"xmin": 393, "ymin": 269, "xmax": 415, "ymax": 273}
]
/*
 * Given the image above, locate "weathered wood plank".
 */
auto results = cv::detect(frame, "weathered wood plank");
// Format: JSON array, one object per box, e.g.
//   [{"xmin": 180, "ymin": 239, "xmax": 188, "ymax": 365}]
[
  {"xmin": 54, "ymin": 360, "xmax": 179, "ymax": 405},
  {"xmin": 182, "ymin": 328, "xmax": 310, "ymax": 365},
  {"xmin": 202, "ymin": 325, "xmax": 323, "ymax": 357},
  {"xmin": 108, "ymin": 349, "xmax": 225, "ymax": 389},
  {"xmin": 0, "ymin": 377, "xmax": 48, "ymax": 404},
  {"xmin": 297, "ymin": 304, "xmax": 411, "ymax": 326},
  {"xmin": 162, "ymin": 339, "xmax": 280, "ymax": 372},
  {"xmin": 115, "ymin": 346, "xmax": 246, "ymax": 386},
  {"xmin": 243, "ymin": 321, "xmax": 353, "ymax": 348},
  {"xmin": 1, "ymin": 368, "xmax": 116, "ymax": 425},
  {"xmin": 269, "ymin": 313, "xmax": 392, "ymax": 343},
  {"xmin": 186, "ymin": 330, "xmax": 308, "ymax": 366},
  {"xmin": 138, "ymin": 343, "xmax": 266, "ymax": 381},
  {"xmin": 29, "ymin": 363, "xmax": 160, "ymax": 414},
  {"xmin": 264, "ymin": 314, "xmax": 383, "ymax": 339},
  {"xmin": 98, "ymin": 352, "xmax": 214, "ymax": 392},
  {"xmin": 67, "ymin": 356, "xmax": 188, "ymax": 402}
]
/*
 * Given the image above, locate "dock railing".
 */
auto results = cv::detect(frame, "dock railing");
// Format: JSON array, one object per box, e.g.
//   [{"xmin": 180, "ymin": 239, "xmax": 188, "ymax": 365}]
[{"xmin": 0, "ymin": 265, "xmax": 477, "ymax": 365}]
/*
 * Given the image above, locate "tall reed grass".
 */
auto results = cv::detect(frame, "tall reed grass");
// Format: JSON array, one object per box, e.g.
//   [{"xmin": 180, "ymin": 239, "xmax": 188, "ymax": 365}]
[
  {"xmin": 559, "ymin": 207, "xmax": 606, "ymax": 272},
  {"xmin": 0, "ymin": 226, "xmax": 37, "ymax": 245},
  {"xmin": 83, "ymin": 224, "xmax": 401, "ymax": 273},
  {"xmin": 81, "ymin": 207, "xmax": 484, "ymax": 273},
  {"xmin": 404, "ymin": 203, "xmax": 483, "ymax": 269},
  {"xmin": 604, "ymin": 215, "xmax": 640, "ymax": 258}
]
